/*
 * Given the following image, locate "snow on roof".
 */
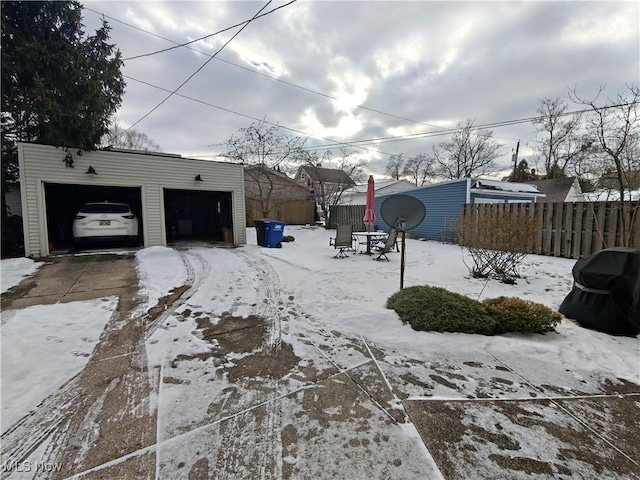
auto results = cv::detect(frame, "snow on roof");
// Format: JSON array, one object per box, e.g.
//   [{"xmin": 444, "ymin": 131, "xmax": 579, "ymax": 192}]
[
  {"xmin": 472, "ymin": 178, "xmax": 541, "ymax": 194},
  {"xmin": 348, "ymin": 179, "xmax": 411, "ymax": 193},
  {"xmin": 584, "ymin": 189, "xmax": 640, "ymax": 201}
]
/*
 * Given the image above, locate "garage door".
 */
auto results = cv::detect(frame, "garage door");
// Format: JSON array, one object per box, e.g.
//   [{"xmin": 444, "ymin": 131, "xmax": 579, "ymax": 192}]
[
  {"xmin": 164, "ymin": 189, "xmax": 233, "ymax": 244},
  {"xmin": 44, "ymin": 183, "xmax": 143, "ymax": 252}
]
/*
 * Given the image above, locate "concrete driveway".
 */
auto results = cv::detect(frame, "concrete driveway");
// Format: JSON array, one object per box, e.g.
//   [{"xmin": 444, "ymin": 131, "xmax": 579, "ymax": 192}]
[
  {"xmin": 1, "ymin": 254, "xmax": 138, "ymax": 311},
  {"xmin": 1, "ymin": 251, "xmax": 639, "ymax": 479}
]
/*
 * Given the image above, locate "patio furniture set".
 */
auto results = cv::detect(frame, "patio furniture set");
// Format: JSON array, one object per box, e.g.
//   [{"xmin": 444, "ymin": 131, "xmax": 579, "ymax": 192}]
[{"xmin": 329, "ymin": 224, "xmax": 399, "ymax": 261}]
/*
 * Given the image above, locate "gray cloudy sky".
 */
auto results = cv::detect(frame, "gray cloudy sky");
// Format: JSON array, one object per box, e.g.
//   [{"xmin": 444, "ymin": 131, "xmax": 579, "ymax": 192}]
[{"xmin": 82, "ymin": 1, "xmax": 640, "ymax": 178}]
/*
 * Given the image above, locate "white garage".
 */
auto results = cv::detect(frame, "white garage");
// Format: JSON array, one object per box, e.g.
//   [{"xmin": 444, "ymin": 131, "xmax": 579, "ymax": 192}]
[{"xmin": 18, "ymin": 142, "xmax": 246, "ymax": 257}]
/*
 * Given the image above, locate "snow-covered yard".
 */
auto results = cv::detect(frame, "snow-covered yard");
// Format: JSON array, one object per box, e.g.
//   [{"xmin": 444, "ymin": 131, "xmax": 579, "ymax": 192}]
[{"xmin": 1, "ymin": 226, "xmax": 638, "ymax": 479}]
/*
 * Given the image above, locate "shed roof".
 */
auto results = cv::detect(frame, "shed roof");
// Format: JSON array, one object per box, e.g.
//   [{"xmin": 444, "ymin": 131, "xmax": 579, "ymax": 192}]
[{"xmin": 528, "ymin": 177, "xmax": 581, "ymax": 202}]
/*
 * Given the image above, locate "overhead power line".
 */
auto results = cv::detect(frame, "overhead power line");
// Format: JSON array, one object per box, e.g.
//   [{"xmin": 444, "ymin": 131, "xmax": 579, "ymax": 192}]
[
  {"xmin": 123, "ymin": 75, "xmax": 403, "ymax": 159},
  {"xmin": 125, "ymin": 74, "xmax": 634, "ymax": 162},
  {"xmin": 298, "ymin": 102, "xmax": 637, "ymax": 152},
  {"xmin": 121, "ymin": 1, "xmax": 279, "ymax": 136},
  {"xmin": 84, "ymin": 5, "xmax": 446, "ymax": 131},
  {"xmin": 120, "ymin": 0, "xmax": 298, "ymax": 61},
  {"xmin": 85, "ymin": 6, "xmax": 636, "ymax": 161}
]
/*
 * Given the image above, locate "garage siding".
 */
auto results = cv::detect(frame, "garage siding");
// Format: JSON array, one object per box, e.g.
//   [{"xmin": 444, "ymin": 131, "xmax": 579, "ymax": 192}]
[
  {"xmin": 18, "ymin": 143, "xmax": 246, "ymax": 256},
  {"xmin": 145, "ymin": 184, "xmax": 164, "ymax": 246}
]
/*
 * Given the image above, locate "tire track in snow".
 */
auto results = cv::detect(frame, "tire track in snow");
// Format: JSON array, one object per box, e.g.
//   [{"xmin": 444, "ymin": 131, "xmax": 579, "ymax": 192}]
[
  {"xmin": 143, "ymin": 249, "xmax": 207, "ymax": 341},
  {"xmin": 235, "ymin": 250, "xmax": 284, "ymax": 351},
  {"xmin": 1, "ymin": 252, "xmax": 202, "ymax": 479},
  {"xmin": 211, "ymin": 250, "xmax": 285, "ymax": 479}
]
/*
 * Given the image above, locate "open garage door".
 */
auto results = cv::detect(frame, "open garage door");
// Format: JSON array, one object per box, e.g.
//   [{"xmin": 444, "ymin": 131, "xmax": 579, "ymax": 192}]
[
  {"xmin": 44, "ymin": 183, "xmax": 143, "ymax": 252},
  {"xmin": 164, "ymin": 189, "xmax": 233, "ymax": 245}
]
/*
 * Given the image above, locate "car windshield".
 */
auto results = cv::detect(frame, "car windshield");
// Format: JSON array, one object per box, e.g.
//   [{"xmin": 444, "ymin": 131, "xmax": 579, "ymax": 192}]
[{"xmin": 79, "ymin": 203, "xmax": 130, "ymax": 214}]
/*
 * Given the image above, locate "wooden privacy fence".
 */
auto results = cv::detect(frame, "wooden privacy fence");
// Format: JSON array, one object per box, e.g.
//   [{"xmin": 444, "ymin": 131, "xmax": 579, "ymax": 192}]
[
  {"xmin": 328, "ymin": 205, "xmax": 367, "ymax": 231},
  {"xmin": 246, "ymin": 198, "xmax": 316, "ymax": 225},
  {"xmin": 461, "ymin": 201, "xmax": 640, "ymax": 259}
]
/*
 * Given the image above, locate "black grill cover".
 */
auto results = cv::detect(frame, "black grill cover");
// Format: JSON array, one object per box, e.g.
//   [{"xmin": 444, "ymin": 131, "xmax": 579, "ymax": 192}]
[{"xmin": 559, "ymin": 247, "xmax": 640, "ymax": 335}]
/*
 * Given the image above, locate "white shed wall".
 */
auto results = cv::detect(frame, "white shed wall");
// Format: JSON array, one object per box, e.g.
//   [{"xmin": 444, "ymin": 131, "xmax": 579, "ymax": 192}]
[
  {"xmin": 565, "ymin": 179, "xmax": 585, "ymax": 202},
  {"xmin": 18, "ymin": 143, "xmax": 246, "ymax": 257}
]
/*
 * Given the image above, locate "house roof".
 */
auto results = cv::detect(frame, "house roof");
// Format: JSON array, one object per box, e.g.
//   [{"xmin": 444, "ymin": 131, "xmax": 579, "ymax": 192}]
[
  {"xmin": 528, "ymin": 177, "xmax": 580, "ymax": 202},
  {"xmin": 245, "ymin": 165, "xmax": 311, "ymax": 190},
  {"xmin": 299, "ymin": 166, "xmax": 355, "ymax": 185}
]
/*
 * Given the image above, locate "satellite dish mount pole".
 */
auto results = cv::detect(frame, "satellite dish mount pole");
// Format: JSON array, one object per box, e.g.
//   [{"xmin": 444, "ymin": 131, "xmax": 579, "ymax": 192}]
[
  {"xmin": 400, "ymin": 232, "xmax": 406, "ymax": 289},
  {"xmin": 380, "ymin": 195, "xmax": 426, "ymax": 291},
  {"xmin": 396, "ymin": 218, "xmax": 407, "ymax": 289}
]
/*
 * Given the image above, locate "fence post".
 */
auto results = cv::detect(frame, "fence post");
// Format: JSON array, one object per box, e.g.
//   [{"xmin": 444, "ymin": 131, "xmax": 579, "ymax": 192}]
[
  {"xmin": 563, "ymin": 203, "xmax": 573, "ymax": 258},
  {"xmin": 633, "ymin": 202, "xmax": 640, "ymax": 247},
  {"xmin": 607, "ymin": 203, "xmax": 619, "ymax": 248},
  {"xmin": 572, "ymin": 203, "xmax": 584, "ymax": 259},
  {"xmin": 592, "ymin": 202, "xmax": 607, "ymax": 253},
  {"xmin": 553, "ymin": 202, "xmax": 563, "ymax": 257},
  {"xmin": 542, "ymin": 203, "xmax": 552, "ymax": 255}
]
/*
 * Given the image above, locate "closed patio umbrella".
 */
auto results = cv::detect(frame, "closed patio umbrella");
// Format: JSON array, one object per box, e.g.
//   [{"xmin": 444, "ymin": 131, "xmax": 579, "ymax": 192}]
[{"xmin": 363, "ymin": 175, "xmax": 376, "ymax": 231}]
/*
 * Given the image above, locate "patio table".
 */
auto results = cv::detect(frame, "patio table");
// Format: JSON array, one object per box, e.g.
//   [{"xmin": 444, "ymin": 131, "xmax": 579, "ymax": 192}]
[{"xmin": 352, "ymin": 231, "xmax": 387, "ymax": 255}]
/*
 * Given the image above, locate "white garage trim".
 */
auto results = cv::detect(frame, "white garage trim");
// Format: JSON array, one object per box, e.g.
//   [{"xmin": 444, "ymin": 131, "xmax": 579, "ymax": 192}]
[{"xmin": 18, "ymin": 142, "xmax": 246, "ymax": 257}]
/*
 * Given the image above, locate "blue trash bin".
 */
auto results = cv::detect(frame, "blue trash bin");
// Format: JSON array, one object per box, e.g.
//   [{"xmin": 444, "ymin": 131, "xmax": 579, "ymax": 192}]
[{"xmin": 255, "ymin": 219, "xmax": 286, "ymax": 248}]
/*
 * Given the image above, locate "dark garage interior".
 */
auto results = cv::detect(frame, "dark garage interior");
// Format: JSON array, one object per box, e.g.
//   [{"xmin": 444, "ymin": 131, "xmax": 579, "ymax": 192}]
[
  {"xmin": 164, "ymin": 189, "xmax": 233, "ymax": 244},
  {"xmin": 44, "ymin": 183, "xmax": 143, "ymax": 252}
]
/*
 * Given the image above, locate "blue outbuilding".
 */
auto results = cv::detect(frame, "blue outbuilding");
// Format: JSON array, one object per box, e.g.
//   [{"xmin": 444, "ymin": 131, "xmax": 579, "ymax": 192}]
[{"xmin": 374, "ymin": 178, "xmax": 545, "ymax": 242}]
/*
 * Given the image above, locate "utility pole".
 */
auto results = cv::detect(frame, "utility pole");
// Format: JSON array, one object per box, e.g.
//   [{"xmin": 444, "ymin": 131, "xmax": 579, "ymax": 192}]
[{"xmin": 511, "ymin": 140, "xmax": 520, "ymax": 181}]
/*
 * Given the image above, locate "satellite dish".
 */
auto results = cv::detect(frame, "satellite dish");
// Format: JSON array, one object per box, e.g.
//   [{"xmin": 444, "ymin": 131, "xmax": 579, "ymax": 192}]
[
  {"xmin": 380, "ymin": 195, "xmax": 426, "ymax": 232},
  {"xmin": 380, "ymin": 195, "xmax": 426, "ymax": 290}
]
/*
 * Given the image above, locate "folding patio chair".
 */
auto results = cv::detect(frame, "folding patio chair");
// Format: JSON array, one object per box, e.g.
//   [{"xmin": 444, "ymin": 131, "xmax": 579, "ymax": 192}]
[
  {"xmin": 329, "ymin": 224, "xmax": 354, "ymax": 258},
  {"xmin": 373, "ymin": 228, "xmax": 398, "ymax": 261}
]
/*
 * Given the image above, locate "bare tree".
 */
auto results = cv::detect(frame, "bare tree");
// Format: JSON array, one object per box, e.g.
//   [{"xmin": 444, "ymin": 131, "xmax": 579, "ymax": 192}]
[
  {"xmin": 299, "ymin": 148, "xmax": 364, "ymax": 219},
  {"xmin": 224, "ymin": 120, "xmax": 307, "ymax": 218},
  {"xmin": 101, "ymin": 118, "xmax": 161, "ymax": 151},
  {"xmin": 433, "ymin": 119, "xmax": 502, "ymax": 179},
  {"xmin": 403, "ymin": 153, "xmax": 436, "ymax": 186},
  {"xmin": 532, "ymin": 97, "xmax": 590, "ymax": 179},
  {"xmin": 337, "ymin": 149, "xmax": 366, "ymax": 184},
  {"xmin": 385, "ymin": 154, "xmax": 405, "ymax": 180},
  {"xmin": 570, "ymin": 84, "xmax": 640, "ymax": 246}
]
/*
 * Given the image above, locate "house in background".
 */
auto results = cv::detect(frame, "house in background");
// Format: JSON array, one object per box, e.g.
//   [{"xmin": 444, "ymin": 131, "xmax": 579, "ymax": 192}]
[
  {"xmin": 294, "ymin": 165, "xmax": 355, "ymax": 193},
  {"xmin": 294, "ymin": 166, "xmax": 356, "ymax": 217},
  {"xmin": 245, "ymin": 165, "xmax": 316, "ymax": 225},
  {"xmin": 374, "ymin": 178, "xmax": 545, "ymax": 242},
  {"xmin": 528, "ymin": 177, "xmax": 584, "ymax": 202},
  {"xmin": 341, "ymin": 179, "xmax": 416, "ymax": 205}
]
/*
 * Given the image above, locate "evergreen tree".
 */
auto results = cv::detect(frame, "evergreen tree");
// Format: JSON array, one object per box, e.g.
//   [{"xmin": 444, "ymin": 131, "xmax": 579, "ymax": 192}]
[
  {"xmin": 1, "ymin": 1, "xmax": 125, "ymax": 162},
  {"xmin": 512, "ymin": 159, "xmax": 537, "ymax": 182},
  {"xmin": 1, "ymin": 1, "xmax": 125, "ymax": 254}
]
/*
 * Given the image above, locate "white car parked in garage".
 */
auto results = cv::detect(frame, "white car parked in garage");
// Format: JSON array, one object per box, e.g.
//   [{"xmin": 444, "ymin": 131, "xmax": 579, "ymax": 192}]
[{"xmin": 72, "ymin": 202, "xmax": 139, "ymax": 245}]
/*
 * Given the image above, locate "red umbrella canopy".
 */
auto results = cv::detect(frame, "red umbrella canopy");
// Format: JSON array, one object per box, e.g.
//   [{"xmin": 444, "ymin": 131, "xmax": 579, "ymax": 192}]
[{"xmin": 363, "ymin": 175, "xmax": 376, "ymax": 225}]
